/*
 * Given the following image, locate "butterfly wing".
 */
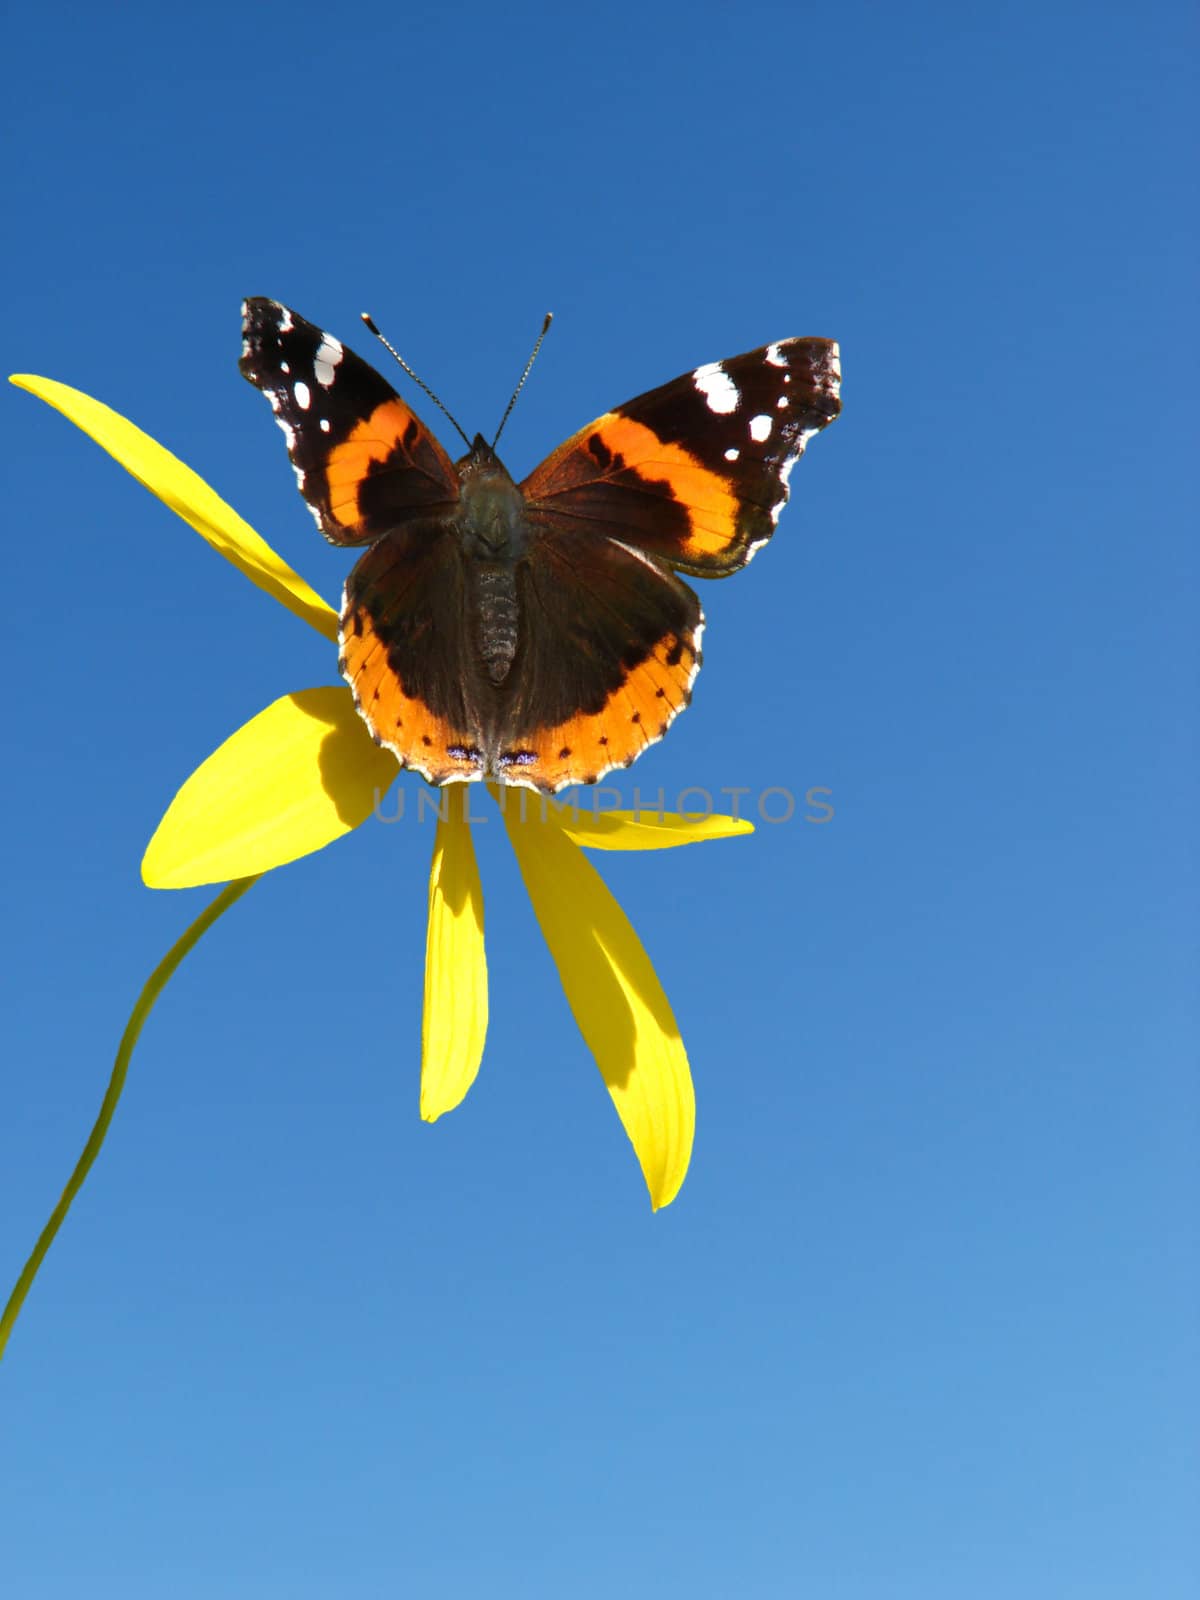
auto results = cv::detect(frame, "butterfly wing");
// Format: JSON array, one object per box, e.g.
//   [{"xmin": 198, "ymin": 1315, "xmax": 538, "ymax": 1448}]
[
  {"xmin": 491, "ymin": 526, "xmax": 703, "ymax": 793},
  {"xmin": 239, "ymin": 298, "xmax": 460, "ymax": 546},
  {"xmin": 339, "ymin": 530, "xmax": 491, "ymax": 785},
  {"xmin": 521, "ymin": 338, "xmax": 840, "ymax": 576}
]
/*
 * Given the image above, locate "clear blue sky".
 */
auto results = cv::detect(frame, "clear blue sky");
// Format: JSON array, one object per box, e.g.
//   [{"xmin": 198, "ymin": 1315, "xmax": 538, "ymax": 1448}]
[{"xmin": 3, "ymin": 2, "xmax": 1196, "ymax": 1594}]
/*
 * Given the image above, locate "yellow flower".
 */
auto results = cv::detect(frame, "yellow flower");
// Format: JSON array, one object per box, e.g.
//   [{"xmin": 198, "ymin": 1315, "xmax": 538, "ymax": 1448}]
[{"xmin": 2, "ymin": 374, "xmax": 756, "ymax": 1356}]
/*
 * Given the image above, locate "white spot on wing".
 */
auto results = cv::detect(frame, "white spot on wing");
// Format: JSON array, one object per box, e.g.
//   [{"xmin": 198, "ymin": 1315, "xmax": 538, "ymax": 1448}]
[
  {"xmin": 724, "ymin": 446, "xmax": 740, "ymax": 461},
  {"xmin": 767, "ymin": 448, "xmax": 805, "ymax": 525},
  {"xmin": 280, "ymin": 361, "xmax": 290, "ymax": 374},
  {"xmin": 749, "ymin": 414, "xmax": 772, "ymax": 443},
  {"xmin": 278, "ymin": 307, "xmax": 294, "ymax": 333},
  {"xmin": 792, "ymin": 425, "xmax": 819, "ymax": 455},
  {"xmin": 693, "ymin": 361, "xmax": 740, "ymax": 414},
  {"xmin": 765, "ymin": 343, "xmax": 787, "ymax": 367},
  {"xmin": 766, "ymin": 451, "xmax": 805, "ymax": 526},
  {"xmin": 293, "ymin": 380, "xmax": 311, "ymax": 410},
  {"xmin": 313, "ymin": 334, "xmax": 344, "ymax": 388},
  {"xmin": 689, "ymin": 615, "xmax": 706, "ymax": 689},
  {"xmin": 320, "ymin": 418, "xmax": 331, "ymax": 432}
]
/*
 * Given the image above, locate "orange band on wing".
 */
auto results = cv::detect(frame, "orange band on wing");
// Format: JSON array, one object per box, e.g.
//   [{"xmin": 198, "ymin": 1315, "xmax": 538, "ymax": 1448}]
[
  {"xmin": 324, "ymin": 399, "xmax": 416, "ymax": 522},
  {"xmin": 499, "ymin": 628, "xmax": 700, "ymax": 793},
  {"xmin": 340, "ymin": 602, "xmax": 483, "ymax": 785},
  {"xmin": 591, "ymin": 413, "xmax": 741, "ymax": 562}
]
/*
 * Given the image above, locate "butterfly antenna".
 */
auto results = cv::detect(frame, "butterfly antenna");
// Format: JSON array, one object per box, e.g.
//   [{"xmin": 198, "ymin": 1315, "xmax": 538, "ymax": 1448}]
[
  {"xmin": 360, "ymin": 312, "xmax": 472, "ymax": 448},
  {"xmin": 492, "ymin": 312, "xmax": 554, "ymax": 449}
]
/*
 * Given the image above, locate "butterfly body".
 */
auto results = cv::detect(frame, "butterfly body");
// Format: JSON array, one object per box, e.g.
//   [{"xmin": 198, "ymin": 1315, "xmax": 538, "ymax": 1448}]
[
  {"xmin": 444, "ymin": 441, "xmax": 527, "ymax": 681},
  {"xmin": 240, "ymin": 299, "xmax": 841, "ymax": 792}
]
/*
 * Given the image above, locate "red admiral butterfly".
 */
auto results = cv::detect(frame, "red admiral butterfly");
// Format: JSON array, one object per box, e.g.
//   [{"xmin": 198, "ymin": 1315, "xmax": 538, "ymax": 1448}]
[{"xmin": 240, "ymin": 299, "xmax": 841, "ymax": 793}]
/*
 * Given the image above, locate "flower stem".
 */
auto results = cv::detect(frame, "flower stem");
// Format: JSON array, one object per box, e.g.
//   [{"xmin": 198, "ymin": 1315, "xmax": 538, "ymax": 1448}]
[{"xmin": 0, "ymin": 876, "xmax": 260, "ymax": 1361}]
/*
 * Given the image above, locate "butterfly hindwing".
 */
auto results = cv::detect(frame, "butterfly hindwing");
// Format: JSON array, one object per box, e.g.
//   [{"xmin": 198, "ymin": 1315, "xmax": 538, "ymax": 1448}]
[
  {"xmin": 239, "ymin": 297, "xmax": 460, "ymax": 546},
  {"xmin": 521, "ymin": 338, "xmax": 841, "ymax": 577},
  {"xmin": 339, "ymin": 531, "xmax": 488, "ymax": 784},
  {"xmin": 494, "ymin": 528, "xmax": 704, "ymax": 792}
]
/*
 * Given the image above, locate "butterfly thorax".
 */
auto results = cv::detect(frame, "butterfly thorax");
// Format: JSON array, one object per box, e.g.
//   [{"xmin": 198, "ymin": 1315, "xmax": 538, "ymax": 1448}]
[
  {"xmin": 455, "ymin": 439, "xmax": 529, "ymax": 685},
  {"xmin": 455, "ymin": 439, "xmax": 528, "ymax": 560}
]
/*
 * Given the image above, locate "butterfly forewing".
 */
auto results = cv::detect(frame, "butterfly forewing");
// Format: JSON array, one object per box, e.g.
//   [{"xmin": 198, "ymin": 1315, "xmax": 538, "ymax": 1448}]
[
  {"xmin": 521, "ymin": 337, "xmax": 841, "ymax": 577},
  {"xmin": 239, "ymin": 298, "xmax": 460, "ymax": 546}
]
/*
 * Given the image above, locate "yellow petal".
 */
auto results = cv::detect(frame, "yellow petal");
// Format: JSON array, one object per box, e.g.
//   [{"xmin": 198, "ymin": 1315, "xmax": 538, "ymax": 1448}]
[
  {"xmin": 502, "ymin": 803, "xmax": 694, "ymax": 1209},
  {"xmin": 421, "ymin": 785, "xmax": 488, "ymax": 1122},
  {"xmin": 143, "ymin": 687, "xmax": 397, "ymax": 888},
  {"xmin": 10, "ymin": 374, "xmax": 338, "ymax": 641},
  {"xmin": 1, "ymin": 877, "xmax": 258, "ymax": 1362},
  {"xmin": 557, "ymin": 808, "xmax": 754, "ymax": 851}
]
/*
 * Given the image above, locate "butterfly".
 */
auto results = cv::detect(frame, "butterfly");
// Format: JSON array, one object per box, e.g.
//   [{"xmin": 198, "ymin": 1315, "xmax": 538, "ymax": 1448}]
[{"xmin": 239, "ymin": 298, "xmax": 841, "ymax": 793}]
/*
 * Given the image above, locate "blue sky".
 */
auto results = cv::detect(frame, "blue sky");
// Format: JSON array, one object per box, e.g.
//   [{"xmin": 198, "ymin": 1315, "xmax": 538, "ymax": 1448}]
[{"xmin": 2, "ymin": 2, "xmax": 1196, "ymax": 1594}]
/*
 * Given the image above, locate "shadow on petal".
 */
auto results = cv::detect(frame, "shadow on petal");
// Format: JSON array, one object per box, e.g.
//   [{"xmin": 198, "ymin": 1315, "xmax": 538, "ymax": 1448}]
[
  {"xmin": 500, "ymin": 790, "xmax": 694, "ymax": 1209},
  {"xmin": 144, "ymin": 686, "xmax": 398, "ymax": 888},
  {"xmin": 316, "ymin": 694, "xmax": 399, "ymax": 826},
  {"xmin": 421, "ymin": 785, "xmax": 488, "ymax": 1122}
]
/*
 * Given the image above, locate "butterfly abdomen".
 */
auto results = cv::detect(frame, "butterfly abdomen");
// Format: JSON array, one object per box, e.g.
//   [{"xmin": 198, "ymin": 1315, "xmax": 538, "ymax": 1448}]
[{"xmin": 471, "ymin": 563, "xmax": 521, "ymax": 685}]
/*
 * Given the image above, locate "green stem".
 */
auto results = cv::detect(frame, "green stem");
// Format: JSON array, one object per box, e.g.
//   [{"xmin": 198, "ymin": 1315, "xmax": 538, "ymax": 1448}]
[{"xmin": 0, "ymin": 875, "xmax": 260, "ymax": 1361}]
